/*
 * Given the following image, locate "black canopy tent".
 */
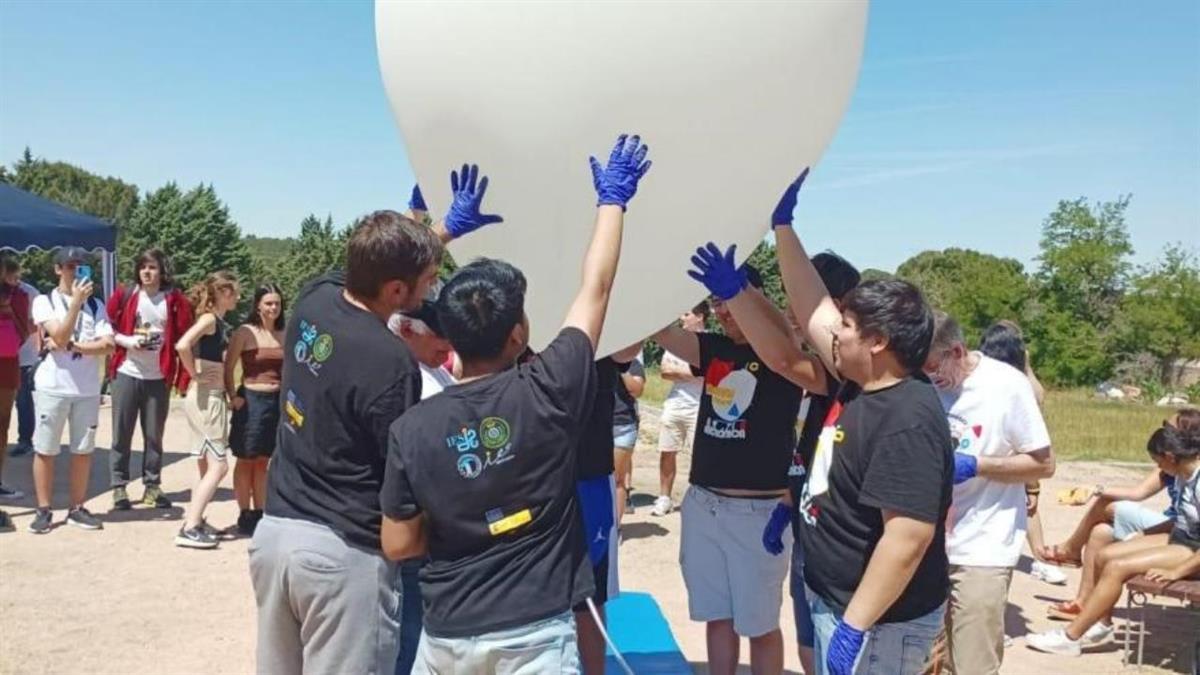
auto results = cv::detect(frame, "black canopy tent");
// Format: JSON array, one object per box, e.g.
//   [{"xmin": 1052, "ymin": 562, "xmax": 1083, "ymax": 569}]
[{"xmin": 0, "ymin": 182, "xmax": 118, "ymax": 298}]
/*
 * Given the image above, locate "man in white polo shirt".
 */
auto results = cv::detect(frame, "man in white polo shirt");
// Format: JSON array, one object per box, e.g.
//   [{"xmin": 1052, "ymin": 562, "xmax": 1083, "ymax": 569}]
[
  {"xmin": 29, "ymin": 247, "xmax": 115, "ymax": 534},
  {"xmin": 922, "ymin": 311, "xmax": 1055, "ymax": 674}
]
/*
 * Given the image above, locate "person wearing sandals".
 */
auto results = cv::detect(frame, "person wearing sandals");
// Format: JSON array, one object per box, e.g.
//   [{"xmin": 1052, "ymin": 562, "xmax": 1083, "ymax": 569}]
[
  {"xmin": 174, "ymin": 271, "xmax": 240, "ymax": 549},
  {"xmin": 225, "ymin": 283, "xmax": 285, "ymax": 537},
  {"xmin": 1027, "ymin": 422, "xmax": 1200, "ymax": 655},
  {"xmin": 1038, "ymin": 407, "xmax": 1199, "ymax": 627}
]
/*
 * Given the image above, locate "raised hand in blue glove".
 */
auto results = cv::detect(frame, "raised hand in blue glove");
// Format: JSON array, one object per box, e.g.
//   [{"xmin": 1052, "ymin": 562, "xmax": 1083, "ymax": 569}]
[
  {"xmin": 762, "ymin": 502, "xmax": 793, "ymax": 555},
  {"xmin": 827, "ymin": 619, "xmax": 866, "ymax": 675},
  {"xmin": 771, "ymin": 168, "xmax": 810, "ymax": 227},
  {"xmin": 589, "ymin": 134, "xmax": 652, "ymax": 210},
  {"xmin": 953, "ymin": 452, "xmax": 978, "ymax": 485},
  {"xmin": 687, "ymin": 243, "xmax": 748, "ymax": 301},
  {"xmin": 409, "ymin": 184, "xmax": 427, "ymax": 212},
  {"xmin": 445, "ymin": 164, "xmax": 503, "ymax": 239}
]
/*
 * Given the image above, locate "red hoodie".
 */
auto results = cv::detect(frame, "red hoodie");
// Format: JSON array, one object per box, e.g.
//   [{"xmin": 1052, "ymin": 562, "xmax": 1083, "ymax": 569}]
[{"xmin": 106, "ymin": 284, "xmax": 195, "ymax": 393}]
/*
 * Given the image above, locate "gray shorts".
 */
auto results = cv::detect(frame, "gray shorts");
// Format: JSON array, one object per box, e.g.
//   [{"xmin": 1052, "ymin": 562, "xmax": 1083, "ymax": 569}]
[
  {"xmin": 33, "ymin": 391, "xmax": 100, "ymax": 456},
  {"xmin": 680, "ymin": 486, "xmax": 792, "ymax": 637},
  {"xmin": 249, "ymin": 515, "xmax": 401, "ymax": 675},
  {"xmin": 413, "ymin": 611, "xmax": 580, "ymax": 675}
]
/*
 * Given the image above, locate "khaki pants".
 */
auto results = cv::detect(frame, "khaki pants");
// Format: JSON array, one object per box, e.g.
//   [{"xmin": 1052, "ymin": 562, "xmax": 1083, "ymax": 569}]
[{"xmin": 928, "ymin": 565, "xmax": 1012, "ymax": 675}]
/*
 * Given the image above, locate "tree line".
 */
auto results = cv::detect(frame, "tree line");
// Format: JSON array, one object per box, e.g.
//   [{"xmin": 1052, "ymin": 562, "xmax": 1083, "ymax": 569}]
[{"xmin": 3, "ymin": 149, "xmax": 1197, "ymax": 391}]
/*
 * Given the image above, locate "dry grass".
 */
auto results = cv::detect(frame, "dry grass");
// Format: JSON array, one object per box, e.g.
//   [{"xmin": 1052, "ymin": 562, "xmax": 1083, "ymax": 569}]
[{"xmin": 641, "ymin": 371, "xmax": 1182, "ymax": 463}]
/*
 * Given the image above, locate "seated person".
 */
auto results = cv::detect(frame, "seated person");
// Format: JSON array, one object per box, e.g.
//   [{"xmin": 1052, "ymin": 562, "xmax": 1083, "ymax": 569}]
[{"xmin": 1026, "ymin": 422, "xmax": 1200, "ymax": 655}]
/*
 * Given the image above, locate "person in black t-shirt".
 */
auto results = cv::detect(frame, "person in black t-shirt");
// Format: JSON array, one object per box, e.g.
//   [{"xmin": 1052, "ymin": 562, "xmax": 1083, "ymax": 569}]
[
  {"xmin": 654, "ymin": 264, "xmax": 804, "ymax": 675},
  {"xmin": 697, "ymin": 170, "xmax": 952, "ymax": 675},
  {"xmin": 379, "ymin": 134, "xmax": 651, "ymax": 675},
  {"xmin": 249, "ymin": 164, "xmax": 502, "ymax": 675}
]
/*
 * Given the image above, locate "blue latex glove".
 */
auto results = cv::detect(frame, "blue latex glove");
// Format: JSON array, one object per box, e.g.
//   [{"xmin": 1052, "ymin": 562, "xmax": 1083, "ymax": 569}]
[
  {"xmin": 444, "ymin": 164, "xmax": 503, "ymax": 238},
  {"xmin": 589, "ymin": 134, "xmax": 652, "ymax": 210},
  {"xmin": 687, "ymin": 243, "xmax": 748, "ymax": 301},
  {"xmin": 827, "ymin": 619, "xmax": 866, "ymax": 675},
  {"xmin": 771, "ymin": 168, "xmax": 810, "ymax": 227},
  {"xmin": 409, "ymin": 184, "xmax": 427, "ymax": 211},
  {"xmin": 762, "ymin": 502, "xmax": 793, "ymax": 555},
  {"xmin": 953, "ymin": 452, "xmax": 978, "ymax": 485}
]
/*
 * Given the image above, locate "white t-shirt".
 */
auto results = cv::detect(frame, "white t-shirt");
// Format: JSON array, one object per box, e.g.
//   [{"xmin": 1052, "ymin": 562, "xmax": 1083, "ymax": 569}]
[
  {"xmin": 116, "ymin": 289, "xmax": 167, "ymax": 380},
  {"xmin": 419, "ymin": 363, "xmax": 457, "ymax": 399},
  {"xmin": 662, "ymin": 349, "xmax": 702, "ymax": 410},
  {"xmin": 31, "ymin": 289, "xmax": 113, "ymax": 397},
  {"xmin": 940, "ymin": 354, "xmax": 1051, "ymax": 567},
  {"xmin": 17, "ymin": 282, "xmax": 40, "ymax": 367}
]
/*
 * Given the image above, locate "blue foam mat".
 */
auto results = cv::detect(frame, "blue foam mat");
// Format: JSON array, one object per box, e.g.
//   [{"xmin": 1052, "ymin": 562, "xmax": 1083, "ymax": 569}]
[{"xmin": 604, "ymin": 592, "xmax": 691, "ymax": 674}]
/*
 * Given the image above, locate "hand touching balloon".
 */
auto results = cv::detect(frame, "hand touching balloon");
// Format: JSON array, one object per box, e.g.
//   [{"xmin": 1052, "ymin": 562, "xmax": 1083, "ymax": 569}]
[
  {"xmin": 772, "ymin": 168, "xmax": 810, "ymax": 227},
  {"xmin": 409, "ymin": 184, "xmax": 428, "ymax": 212},
  {"xmin": 687, "ymin": 243, "xmax": 748, "ymax": 301},
  {"xmin": 589, "ymin": 134, "xmax": 652, "ymax": 210},
  {"xmin": 444, "ymin": 164, "xmax": 504, "ymax": 238}
]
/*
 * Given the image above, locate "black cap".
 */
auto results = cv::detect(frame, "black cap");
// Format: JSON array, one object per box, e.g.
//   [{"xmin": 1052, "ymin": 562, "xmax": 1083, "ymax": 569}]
[
  {"xmin": 400, "ymin": 300, "xmax": 444, "ymax": 337},
  {"xmin": 53, "ymin": 246, "xmax": 88, "ymax": 265}
]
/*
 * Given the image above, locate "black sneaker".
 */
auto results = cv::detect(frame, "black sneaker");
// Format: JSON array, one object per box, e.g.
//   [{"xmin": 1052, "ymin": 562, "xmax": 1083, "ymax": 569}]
[
  {"xmin": 67, "ymin": 507, "xmax": 103, "ymax": 530},
  {"xmin": 175, "ymin": 526, "xmax": 218, "ymax": 549},
  {"xmin": 236, "ymin": 510, "xmax": 254, "ymax": 536},
  {"xmin": 29, "ymin": 507, "xmax": 52, "ymax": 534},
  {"xmin": 0, "ymin": 510, "xmax": 14, "ymax": 533},
  {"xmin": 0, "ymin": 483, "xmax": 24, "ymax": 501},
  {"xmin": 111, "ymin": 487, "xmax": 132, "ymax": 511}
]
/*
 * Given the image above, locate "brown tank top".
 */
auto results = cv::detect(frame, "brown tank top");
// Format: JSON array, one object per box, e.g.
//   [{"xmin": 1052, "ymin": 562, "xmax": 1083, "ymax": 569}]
[{"xmin": 242, "ymin": 347, "xmax": 284, "ymax": 386}]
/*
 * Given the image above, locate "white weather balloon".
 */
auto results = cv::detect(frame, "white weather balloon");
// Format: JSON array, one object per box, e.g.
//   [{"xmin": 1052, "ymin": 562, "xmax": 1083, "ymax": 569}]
[{"xmin": 376, "ymin": 1, "xmax": 868, "ymax": 355}]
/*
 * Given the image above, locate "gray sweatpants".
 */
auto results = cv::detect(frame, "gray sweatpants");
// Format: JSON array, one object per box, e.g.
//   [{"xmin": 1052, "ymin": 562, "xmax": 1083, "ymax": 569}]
[
  {"xmin": 249, "ymin": 515, "xmax": 401, "ymax": 675},
  {"xmin": 108, "ymin": 373, "xmax": 170, "ymax": 488}
]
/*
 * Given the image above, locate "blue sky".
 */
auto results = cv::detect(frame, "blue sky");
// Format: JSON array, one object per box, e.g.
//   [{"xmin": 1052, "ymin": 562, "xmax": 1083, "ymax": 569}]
[{"xmin": 2, "ymin": 0, "xmax": 1196, "ymax": 273}]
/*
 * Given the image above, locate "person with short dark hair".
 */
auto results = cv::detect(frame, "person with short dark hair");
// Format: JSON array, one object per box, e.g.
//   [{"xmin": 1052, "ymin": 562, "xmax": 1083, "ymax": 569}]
[
  {"xmin": 106, "ymin": 247, "xmax": 194, "ymax": 511},
  {"xmin": 28, "ymin": 246, "xmax": 115, "ymax": 534},
  {"xmin": 249, "ymin": 163, "xmax": 500, "ymax": 675},
  {"xmin": 379, "ymin": 134, "xmax": 651, "ymax": 674},
  {"xmin": 656, "ymin": 258, "xmax": 805, "ymax": 675},
  {"xmin": 701, "ymin": 170, "xmax": 952, "ymax": 675},
  {"xmin": 224, "ymin": 283, "xmax": 287, "ymax": 536}
]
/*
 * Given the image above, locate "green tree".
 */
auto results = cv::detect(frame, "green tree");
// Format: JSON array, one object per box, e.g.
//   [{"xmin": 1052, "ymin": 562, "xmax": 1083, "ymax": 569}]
[
  {"xmin": 122, "ymin": 183, "xmax": 254, "ymax": 291},
  {"xmin": 278, "ymin": 214, "xmax": 347, "ymax": 299},
  {"xmin": 1113, "ymin": 244, "xmax": 1200, "ymax": 383},
  {"xmin": 896, "ymin": 248, "xmax": 1030, "ymax": 345},
  {"xmin": 1036, "ymin": 196, "xmax": 1133, "ymax": 325},
  {"xmin": 860, "ymin": 268, "xmax": 893, "ymax": 282}
]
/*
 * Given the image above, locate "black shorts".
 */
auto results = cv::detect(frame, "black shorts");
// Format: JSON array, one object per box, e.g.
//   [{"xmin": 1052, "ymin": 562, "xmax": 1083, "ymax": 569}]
[{"xmin": 230, "ymin": 388, "xmax": 280, "ymax": 459}]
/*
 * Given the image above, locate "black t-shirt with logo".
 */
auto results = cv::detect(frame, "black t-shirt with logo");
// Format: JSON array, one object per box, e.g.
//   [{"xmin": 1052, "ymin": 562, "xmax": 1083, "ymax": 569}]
[
  {"xmin": 798, "ymin": 377, "xmax": 953, "ymax": 624},
  {"xmin": 577, "ymin": 357, "xmax": 625, "ymax": 479},
  {"xmin": 689, "ymin": 333, "xmax": 803, "ymax": 491},
  {"xmin": 611, "ymin": 357, "xmax": 644, "ymax": 427},
  {"xmin": 265, "ymin": 273, "xmax": 423, "ymax": 550},
  {"xmin": 381, "ymin": 328, "xmax": 597, "ymax": 638}
]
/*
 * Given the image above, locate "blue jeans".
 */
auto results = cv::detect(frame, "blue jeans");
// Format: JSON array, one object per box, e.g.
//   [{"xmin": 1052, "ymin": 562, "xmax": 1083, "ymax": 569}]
[
  {"xmin": 16, "ymin": 365, "xmax": 35, "ymax": 446},
  {"xmin": 808, "ymin": 586, "xmax": 943, "ymax": 675},
  {"xmin": 394, "ymin": 559, "xmax": 425, "ymax": 675}
]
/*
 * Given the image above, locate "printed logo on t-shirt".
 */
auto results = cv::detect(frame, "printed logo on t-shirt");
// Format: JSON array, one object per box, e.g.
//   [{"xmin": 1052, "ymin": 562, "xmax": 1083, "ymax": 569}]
[
  {"xmin": 293, "ymin": 319, "xmax": 334, "ymax": 376},
  {"xmin": 284, "ymin": 389, "xmax": 305, "ymax": 429},
  {"xmin": 701, "ymin": 358, "xmax": 759, "ymax": 440},
  {"xmin": 946, "ymin": 413, "xmax": 982, "ymax": 453},
  {"xmin": 446, "ymin": 416, "xmax": 515, "ymax": 480},
  {"xmin": 799, "ymin": 400, "xmax": 845, "ymax": 526}
]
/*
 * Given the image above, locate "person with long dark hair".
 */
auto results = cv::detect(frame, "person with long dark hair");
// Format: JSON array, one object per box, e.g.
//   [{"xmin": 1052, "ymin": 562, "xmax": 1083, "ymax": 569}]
[
  {"xmin": 105, "ymin": 248, "xmax": 194, "ymax": 511},
  {"xmin": 224, "ymin": 283, "xmax": 286, "ymax": 536},
  {"xmin": 175, "ymin": 271, "xmax": 241, "ymax": 548}
]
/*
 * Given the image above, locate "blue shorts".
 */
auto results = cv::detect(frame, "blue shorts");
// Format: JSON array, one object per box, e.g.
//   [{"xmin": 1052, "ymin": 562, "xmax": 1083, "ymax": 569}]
[
  {"xmin": 613, "ymin": 423, "xmax": 638, "ymax": 450},
  {"xmin": 789, "ymin": 541, "xmax": 815, "ymax": 648},
  {"xmin": 1113, "ymin": 500, "xmax": 1170, "ymax": 541}
]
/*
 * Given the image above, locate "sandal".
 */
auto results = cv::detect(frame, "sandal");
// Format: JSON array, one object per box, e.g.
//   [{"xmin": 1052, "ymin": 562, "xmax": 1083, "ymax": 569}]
[
  {"xmin": 1039, "ymin": 544, "xmax": 1083, "ymax": 568},
  {"xmin": 1047, "ymin": 600, "xmax": 1082, "ymax": 621}
]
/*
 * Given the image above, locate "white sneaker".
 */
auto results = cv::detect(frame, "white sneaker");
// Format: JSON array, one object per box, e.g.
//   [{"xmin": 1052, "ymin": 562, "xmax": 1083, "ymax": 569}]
[
  {"xmin": 650, "ymin": 495, "xmax": 673, "ymax": 516},
  {"xmin": 1081, "ymin": 621, "xmax": 1113, "ymax": 646},
  {"xmin": 1026, "ymin": 628, "xmax": 1082, "ymax": 656},
  {"xmin": 1003, "ymin": 635, "xmax": 1014, "ymax": 648},
  {"xmin": 1031, "ymin": 560, "xmax": 1069, "ymax": 585}
]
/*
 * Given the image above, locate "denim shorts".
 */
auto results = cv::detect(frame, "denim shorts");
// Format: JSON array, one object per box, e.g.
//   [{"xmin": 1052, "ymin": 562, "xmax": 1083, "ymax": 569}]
[
  {"xmin": 808, "ymin": 585, "xmax": 943, "ymax": 675},
  {"xmin": 613, "ymin": 423, "xmax": 638, "ymax": 450},
  {"xmin": 1113, "ymin": 500, "xmax": 1170, "ymax": 541},
  {"xmin": 412, "ymin": 611, "xmax": 579, "ymax": 674}
]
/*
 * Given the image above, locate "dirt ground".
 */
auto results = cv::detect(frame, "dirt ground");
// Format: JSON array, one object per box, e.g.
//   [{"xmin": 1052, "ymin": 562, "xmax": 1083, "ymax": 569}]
[{"xmin": 1, "ymin": 400, "xmax": 1195, "ymax": 674}]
